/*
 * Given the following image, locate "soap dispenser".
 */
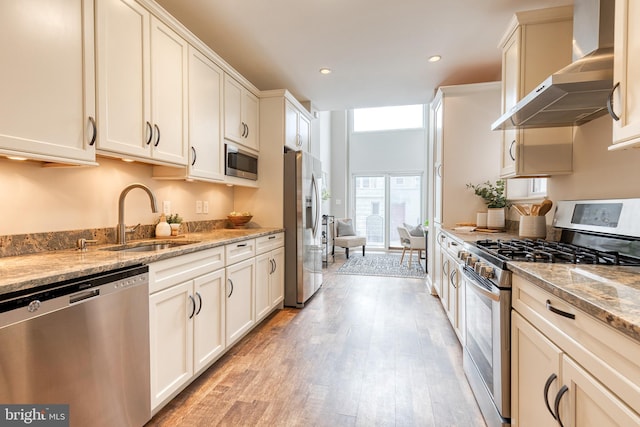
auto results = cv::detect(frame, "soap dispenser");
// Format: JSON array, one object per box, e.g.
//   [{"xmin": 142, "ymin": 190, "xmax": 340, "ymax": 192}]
[{"xmin": 155, "ymin": 214, "xmax": 171, "ymax": 237}]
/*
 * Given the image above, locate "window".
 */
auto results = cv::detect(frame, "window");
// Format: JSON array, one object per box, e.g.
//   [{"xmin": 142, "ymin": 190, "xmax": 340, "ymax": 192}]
[
  {"xmin": 353, "ymin": 104, "xmax": 424, "ymax": 132},
  {"xmin": 506, "ymin": 178, "xmax": 548, "ymax": 200}
]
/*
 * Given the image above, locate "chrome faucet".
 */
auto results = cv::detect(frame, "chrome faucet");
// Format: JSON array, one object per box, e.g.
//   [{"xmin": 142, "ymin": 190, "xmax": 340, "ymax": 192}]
[{"xmin": 117, "ymin": 183, "xmax": 159, "ymax": 244}]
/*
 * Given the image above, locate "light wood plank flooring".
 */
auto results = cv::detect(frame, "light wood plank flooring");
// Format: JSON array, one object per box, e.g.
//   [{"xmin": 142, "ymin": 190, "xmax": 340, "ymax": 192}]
[{"xmin": 146, "ymin": 256, "xmax": 486, "ymax": 426}]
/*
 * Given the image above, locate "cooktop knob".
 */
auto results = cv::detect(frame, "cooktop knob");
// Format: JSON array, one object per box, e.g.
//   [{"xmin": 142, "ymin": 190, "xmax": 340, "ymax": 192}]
[{"xmin": 479, "ymin": 264, "xmax": 494, "ymax": 279}]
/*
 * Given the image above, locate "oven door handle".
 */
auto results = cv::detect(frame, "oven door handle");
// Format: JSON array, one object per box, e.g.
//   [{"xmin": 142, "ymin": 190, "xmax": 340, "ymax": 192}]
[{"xmin": 464, "ymin": 270, "xmax": 500, "ymax": 302}]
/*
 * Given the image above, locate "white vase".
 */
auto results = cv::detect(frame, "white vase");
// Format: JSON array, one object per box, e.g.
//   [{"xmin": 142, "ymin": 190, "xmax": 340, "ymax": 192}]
[
  {"xmin": 155, "ymin": 219, "xmax": 171, "ymax": 237},
  {"xmin": 476, "ymin": 212, "xmax": 488, "ymax": 228},
  {"xmin": 487, "ymin": 207, "xmax": 505, "ymax": 230}
]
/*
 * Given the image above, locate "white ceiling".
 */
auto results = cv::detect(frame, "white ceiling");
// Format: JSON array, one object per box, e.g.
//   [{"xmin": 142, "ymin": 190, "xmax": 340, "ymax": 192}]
[{"xmin": 155, "ymin": 0, "xmax": 572, "ymax": 111}]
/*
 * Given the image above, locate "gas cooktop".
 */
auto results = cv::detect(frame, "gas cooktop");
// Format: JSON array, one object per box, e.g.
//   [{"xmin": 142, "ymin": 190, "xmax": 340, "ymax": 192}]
[{"xmin": 474, "ymin": 238, "xmax": 640, "ymax": 266}]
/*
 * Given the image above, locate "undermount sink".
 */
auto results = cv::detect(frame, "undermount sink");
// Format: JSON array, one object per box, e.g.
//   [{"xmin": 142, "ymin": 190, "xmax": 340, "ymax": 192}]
[{"xmin": 102, "ymin": 241, "xmax": 200, "ymax": 253}]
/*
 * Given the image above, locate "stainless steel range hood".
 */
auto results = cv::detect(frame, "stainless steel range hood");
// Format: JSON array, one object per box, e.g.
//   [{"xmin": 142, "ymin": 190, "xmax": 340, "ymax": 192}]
[{"xmin": 492, "ymin": 0, "xmax": 614, "ymax": 130}]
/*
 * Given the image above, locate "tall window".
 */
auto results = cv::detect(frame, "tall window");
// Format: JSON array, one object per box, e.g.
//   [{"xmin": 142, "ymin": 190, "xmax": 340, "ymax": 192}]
[{"xmin": 353, "ymin": 104, "xmax": 424, "ymax": 132}]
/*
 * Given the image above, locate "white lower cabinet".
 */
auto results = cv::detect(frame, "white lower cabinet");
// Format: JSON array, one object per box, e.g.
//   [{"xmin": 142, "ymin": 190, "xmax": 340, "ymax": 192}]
[
  {"xmin": 148, "ymin": 247, "xmax": 225, "ymax": 412},
  {"xmin": 225, "ymin": 257, "xmax": 255, "ymax": 346},
  {"xmin": 512, "ymin": 275, "xmax": 640, "ymax": 426},
  {"xmin": 255, "ymin": 246, "xmax": 285, "ymax": 322}
]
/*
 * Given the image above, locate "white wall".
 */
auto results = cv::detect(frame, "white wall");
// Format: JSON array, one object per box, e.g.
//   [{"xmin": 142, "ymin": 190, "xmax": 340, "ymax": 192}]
[
  {"xmin": 349, "ymin": 128, "xmax": 426, "ymax": 174},
  {"xmin": 329, "ymin": 111, "xmax": 348, "ymax": 218},
  {"xmin": 0, "ymin": 156, "xmax": 234, "ymax": 235}
]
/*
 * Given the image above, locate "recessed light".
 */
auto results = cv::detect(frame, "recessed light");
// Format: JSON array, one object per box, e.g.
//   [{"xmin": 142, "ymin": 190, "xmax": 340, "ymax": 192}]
[
  {"xmin": 7, "ymin": 156, "xmax": 27, "ymax": 161},
  {"xmin": 428, "ymin": 55, "xmax": 442, "ymax": 63},
  {"xmin": 319, "ymin": 67, "xmax": 332, "ymax": 75},
  {"xmin": 122, "ymin": 158, "xmax": 135, "ymax": 163}
]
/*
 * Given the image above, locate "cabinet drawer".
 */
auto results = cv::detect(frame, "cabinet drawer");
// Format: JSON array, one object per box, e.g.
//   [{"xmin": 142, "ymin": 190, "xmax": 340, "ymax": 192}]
[
  {"xmin": 255, "ymin": 232, "xmax": 284, "ymax": 255},
  {"xmin": 513, "ymin": 275, "xmax": 640, "ymax": 412},
  {"xmin": 225, "ymin": 239, "xmax": 256, "ymax": 265},
  {"xmin": 149, "ymin": 246, "xmax": 225, "ymax": 294}
]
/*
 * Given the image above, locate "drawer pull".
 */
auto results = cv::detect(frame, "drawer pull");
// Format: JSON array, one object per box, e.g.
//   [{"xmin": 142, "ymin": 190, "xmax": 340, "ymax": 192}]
[
  {"xmin": 268, "ymin": 235, "xmax": 276, "ymax": 240},
  {"xmin": 546, "ymin": 300, "xmax": 575, "ymax": 320},
  {"xmin": 237, "ymin": 243, "xmax": 247, "ymax": 248}
]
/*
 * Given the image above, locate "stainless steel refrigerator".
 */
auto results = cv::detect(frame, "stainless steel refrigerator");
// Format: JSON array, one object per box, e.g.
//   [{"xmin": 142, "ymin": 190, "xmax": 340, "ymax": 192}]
[{"xmin": 284, "ymin": 150, "xmax": 323, "ymax": 307}]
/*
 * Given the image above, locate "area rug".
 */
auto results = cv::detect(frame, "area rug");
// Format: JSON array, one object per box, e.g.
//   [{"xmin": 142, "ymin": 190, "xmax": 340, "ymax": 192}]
[{"xmin": 336, "ymin": 253, "xmax": 426, "ymax": 279}]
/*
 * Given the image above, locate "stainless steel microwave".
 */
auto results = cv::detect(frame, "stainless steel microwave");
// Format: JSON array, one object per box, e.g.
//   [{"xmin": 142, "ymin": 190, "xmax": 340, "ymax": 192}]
[{"xmin": 225, "ymin": 144, "xmax": 258, "ymax": 180}]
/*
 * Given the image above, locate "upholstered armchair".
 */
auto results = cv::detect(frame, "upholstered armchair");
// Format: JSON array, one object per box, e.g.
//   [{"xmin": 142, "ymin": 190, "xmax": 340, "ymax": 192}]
[
  {"xmin": 333, "ymin": 218, "xmax": 366, "ymax": 259},
  {"xmin": 397, "ymin": 226, "xmax": 426, "ymax": 267}
]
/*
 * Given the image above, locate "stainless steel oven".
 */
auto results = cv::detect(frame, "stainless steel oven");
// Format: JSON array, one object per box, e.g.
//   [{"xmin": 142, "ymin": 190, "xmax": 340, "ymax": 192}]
[{"xmin": 460, "ymin": 258, "xmax": 511, "ymax": 427}]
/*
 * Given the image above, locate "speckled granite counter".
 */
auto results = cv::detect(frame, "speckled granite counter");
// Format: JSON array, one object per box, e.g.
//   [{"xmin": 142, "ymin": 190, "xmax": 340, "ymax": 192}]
[
  {"xmin": 507, "ymin": 262, "xmax": 640, "ymax": 343},
  {"xmin": 0, "ymin": 228, "xmax": 283, "ymax": 297}
]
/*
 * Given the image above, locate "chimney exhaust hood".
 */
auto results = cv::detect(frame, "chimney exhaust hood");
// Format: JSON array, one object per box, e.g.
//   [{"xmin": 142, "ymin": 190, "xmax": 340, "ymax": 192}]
[{"xmin": 492, "ymin": 0, "xmax": 615, "ymax": 131}]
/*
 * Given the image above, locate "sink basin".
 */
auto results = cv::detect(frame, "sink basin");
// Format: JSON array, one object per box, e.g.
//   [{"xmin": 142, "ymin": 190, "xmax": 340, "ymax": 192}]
[{"xmin": 102, "ymin": 241, "xmax": 200, "ymax": 253}]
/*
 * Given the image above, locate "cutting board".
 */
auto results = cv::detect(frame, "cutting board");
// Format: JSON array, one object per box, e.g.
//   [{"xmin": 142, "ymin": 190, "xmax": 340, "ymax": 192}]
[{"xmin": 475, "ymin": 228, "xmax": 501, "ymax": 233}]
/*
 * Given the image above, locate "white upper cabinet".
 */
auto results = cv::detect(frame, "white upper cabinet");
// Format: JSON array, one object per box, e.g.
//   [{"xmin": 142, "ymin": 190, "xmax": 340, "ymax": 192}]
[
  {"xmin": 498, "ymin": 7, "xmax": 574, "ymax": 177},
  {"xmin": 224, "ymin": 75, "xmax": 259, "ymax": 151},
  {"xmin": 285, "ymin": 100, "xmax": 311, "ymax": 152},
  {"xmin": 0, "ymin": 0, "xmax": 97, "ymax": 165},
  {"xmin": 96, "ymin": 0, "xmax": 187, "ymax": 166},
  {"xmin": 609, "ymin": 0, "xmax": 640, "ymax": 150},
  {"xmin": 186, "ymin": 46, "xmax": 224, "ymax": 181}
]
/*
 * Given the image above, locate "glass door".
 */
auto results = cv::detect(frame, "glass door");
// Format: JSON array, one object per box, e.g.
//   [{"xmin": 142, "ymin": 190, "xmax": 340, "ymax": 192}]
[{"xmin": 353, "ymin": 174, "xmax": 423, "ymax": 249}]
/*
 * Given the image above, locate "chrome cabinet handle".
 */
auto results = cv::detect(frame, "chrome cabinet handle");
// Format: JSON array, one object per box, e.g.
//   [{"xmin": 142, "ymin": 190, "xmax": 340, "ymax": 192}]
[
  {"xmin": 607, "ymin": 82, "xmax": 621, "ymax": 121},
  {"xmin": 543, "ymin": 373, "xmax": 558, "ymax": 420},
  {"xmin": 195, "ymin": 292, "xmax": 203, "ymax": 315},
  {"xmin": 245, "ymin": 123, "xmax": 249, "ymax": 139},
  {"xmin": 554, "ymin": 385, "xmax": 569, "ymax": 427},
  {"xmin": 450, "ymin": 269, "xmax": 458, "ymax": 288},
  {"xmin": 88, "ymin": 116, "xmax": 97, "ymax": 146},
  {"xmin": 146, "ymin": 122, "xmax": 153, "ymax": 145},
  {"xmin": 509, "ymin": 140, "xmax": 516, "ymax": 161},
  {"xmin": 436, "ymin": 163, "xmax": 443, "ymax": 178},
  {"xmin": 191, "ymin": 147, "xmax": 197, "ymax": 166},
  {"xmin": 154, "ymin": 124, "xmax": 161, "ymax": 147},
  {"xmin": 546, "ymin": 299, "xmax": 575, "ymax": 320},
  {"xmin": 227, "ymin": 279, "xmax": 234, "ymax": 298},
  {"xmin": 188, "ymin": 295, "xmax": 196, "ymax": 319}
]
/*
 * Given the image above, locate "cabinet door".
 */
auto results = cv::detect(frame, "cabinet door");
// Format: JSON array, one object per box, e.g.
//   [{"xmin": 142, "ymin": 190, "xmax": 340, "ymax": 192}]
[
  {"xmin": 298, "ymin": 113, "xmax": 311, "ymax": 153},
  {"xmin": 150, "ymin": 17, "xmax": 188, "ymax": 165},
  {"xmin": 242, "ymin": 90, "xmax": 259, "ymax": 151},
  {"xmin": 193, "ymin": 270, "xmax": 225, "ymax": 373},
  {"xmin": 432, "ymin": 98, "xmax": 444, "ymax": 225},
  {"xmin": 561, "ymin": 356, "xmax": 640, "ymax": 427},
  {"xmin": 224, "ymin": 75, "xmax": 244, "ymax": 143},
  {"xmin": 188, "ymin": 46, "xmax": 224, "ymax": 181},
  {"xmin": 511, "ymin": 312, "xmax": 563, "ymax": 427},
  {"xmin": 610, "ymin": 0, "xmax": 640, "ymax": 148},
  {"xmin": 255, "ymin": 253, "xmax": 272, "ymax": 322},
  {"xmin": 0, "ymin": 0, "xmax": 96, "ymax": 164},
  {"xmin": 285, "ymin": 101, "xmax": 299, "ymax": 150},
  {"xmin": 96, "ymin": 0, "xmax": 151, "ymax": 159},
  {"xmin": 225, "ymin": 258, "xmax": 255, "ymax": 346},
  {"xmin": 149, "ymin": 281, "xmax": 193, "ymax": 410},
  {"xmin": 439, "ymin": 249, "xmax": 450, "ymax": 311},
  {"xmin": 500, "ymin": 32, "xmax": 517, "ymax": 177},
  {"xmin": 270, "ymin": 247, "xmax": 285, "ymax": 308},
  {"xmin": 446, "ymin": 254, "xmax": 459, "ymax": 331}
]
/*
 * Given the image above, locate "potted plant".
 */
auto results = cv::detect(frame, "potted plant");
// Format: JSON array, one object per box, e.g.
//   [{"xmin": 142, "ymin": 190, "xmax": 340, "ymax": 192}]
[
  {"xmin": 167, "ymin": 213, "xmax": 183, "ymax": 236},
  {"xmin": 466, "ymin": 180, "xmax": 509, "ymax": 229}
]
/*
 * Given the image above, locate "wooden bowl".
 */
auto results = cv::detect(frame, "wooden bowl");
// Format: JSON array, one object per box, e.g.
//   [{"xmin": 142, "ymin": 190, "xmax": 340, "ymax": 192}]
[{"xmin": 227, "ymin": 215, "xmax": 253, "ymax": 228}]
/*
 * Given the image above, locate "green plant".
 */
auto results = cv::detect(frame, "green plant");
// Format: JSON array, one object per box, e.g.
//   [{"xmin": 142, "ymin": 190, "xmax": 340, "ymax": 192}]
[
  {"xmin": 466, "ymin": 180, "xmax": 509, "ymax": 208},
  {"xmin": 166, "ymin": 213, "xmax": 183, "ymax": 224}
]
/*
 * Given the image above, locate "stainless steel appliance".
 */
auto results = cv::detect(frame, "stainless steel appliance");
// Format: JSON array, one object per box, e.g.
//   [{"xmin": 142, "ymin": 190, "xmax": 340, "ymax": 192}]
[
  {"xmin": 459, "ymin": 198, "xmax": 640, "ymax": 427},
  {"xmin": 225, "ymin": 143, "xmax": 258, "ymax": 180},
  {"xmin": 0, "ymin": 264, "xmax": 151, "ymax": 427},
  {"xmin": 284, "ymin": 150, "xmax": 323, "ymax": 307}
]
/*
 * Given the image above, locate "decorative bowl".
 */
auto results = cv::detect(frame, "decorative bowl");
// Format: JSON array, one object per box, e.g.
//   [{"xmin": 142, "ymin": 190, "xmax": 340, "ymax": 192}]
[{"xmin": 227, "ymin": 215, "xmax": 253, "ymax": 228}]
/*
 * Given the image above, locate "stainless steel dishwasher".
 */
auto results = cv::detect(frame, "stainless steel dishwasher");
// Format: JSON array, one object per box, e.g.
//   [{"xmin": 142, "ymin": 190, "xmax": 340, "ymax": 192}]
[{"xmin": 0, "ymin": 264, "xmax": 151, "ymax": 427}]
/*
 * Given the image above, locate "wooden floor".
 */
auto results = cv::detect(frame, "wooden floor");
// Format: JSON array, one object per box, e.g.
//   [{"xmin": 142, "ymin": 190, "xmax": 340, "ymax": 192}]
[{"xmin": 146, "ymin": 256, "xmax": 486, "ymax": 427}]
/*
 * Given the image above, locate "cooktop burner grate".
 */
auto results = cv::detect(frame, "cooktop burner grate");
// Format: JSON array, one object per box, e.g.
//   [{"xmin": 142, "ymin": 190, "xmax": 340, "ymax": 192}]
[{"xmin": 475, "ymin": 238, "xmax": 640, "ymax": 265}]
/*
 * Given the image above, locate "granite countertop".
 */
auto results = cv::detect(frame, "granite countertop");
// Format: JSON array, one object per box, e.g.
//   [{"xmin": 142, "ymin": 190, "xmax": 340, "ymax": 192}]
[
  {"xmin": 0, "ymin": 228, "xmax": 283, "ymax": 298},
  {"xmin": 508, "ymin": 262, "xmax": 640, "ymax": 343},
  {"xmin": 443, "ymin": 227, "xmax": 640, "ymax": 343}
]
